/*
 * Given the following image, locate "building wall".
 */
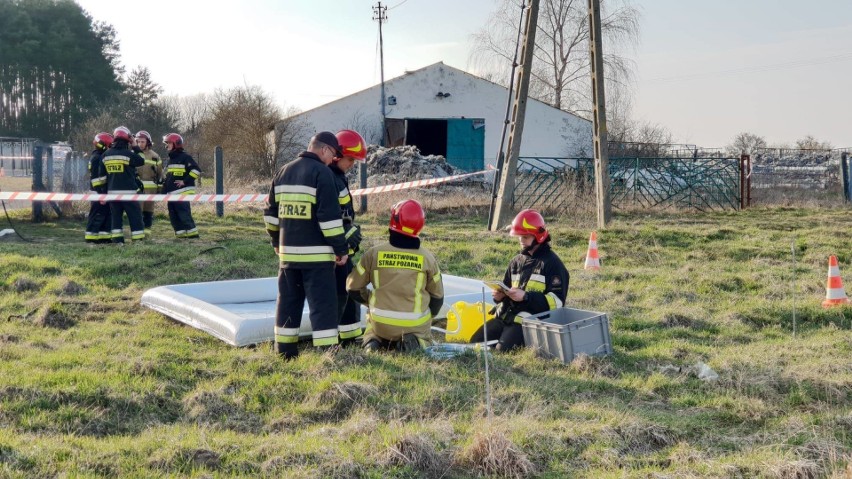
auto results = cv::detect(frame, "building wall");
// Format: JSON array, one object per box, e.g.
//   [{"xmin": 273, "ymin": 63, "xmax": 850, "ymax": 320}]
[{"xmin": 283, "ymin": 63, "xmax": 592, "ymax": 168}]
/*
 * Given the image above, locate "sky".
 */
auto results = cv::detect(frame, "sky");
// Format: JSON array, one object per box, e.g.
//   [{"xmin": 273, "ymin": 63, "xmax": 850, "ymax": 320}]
[{"xmin": 74, "ymin": 0, "xmax": 852, "ymax": 149}]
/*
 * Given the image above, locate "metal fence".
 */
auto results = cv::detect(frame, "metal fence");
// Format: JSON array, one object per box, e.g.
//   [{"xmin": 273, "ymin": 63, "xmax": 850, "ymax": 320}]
[{"xmin": 514, "ymin": 156, "xmax": 743, "ymax": 212}]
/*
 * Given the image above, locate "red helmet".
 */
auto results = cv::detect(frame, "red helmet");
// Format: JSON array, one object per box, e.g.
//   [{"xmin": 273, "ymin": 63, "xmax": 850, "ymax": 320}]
[
  {"xmin": 335, "ymin": 129, "xmax": 367, "ymax": 161},
  {"xmin": 163, "ymin": 133, "xmax": 184, "ymax": 148},
  {"xmin": 135, "ymin": 130, "xmax": 152, "ymax": 146},
  {"xmin": 113, "ymin": 126, "xmax": 132, "ymax": 142},
  {"xmin": 510, "ymin": 209, "xmax": 549, "ymax": 243},
  {"xmin": 389, "ymin": 199, "xmax": 425, "ymax": 238},
  {"xmin": 93, "ymin": 132, "xmax": 113, "ymax": 150}
]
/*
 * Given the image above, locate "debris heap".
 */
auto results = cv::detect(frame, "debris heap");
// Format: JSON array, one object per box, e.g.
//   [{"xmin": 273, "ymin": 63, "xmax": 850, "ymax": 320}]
[
  {"xmin": 752, "ymin": 150, "xmax": 840, "ymax": 189},
  {"xmin": 348, "ymin": 145, "xmax": 461, "ymax": 186}
]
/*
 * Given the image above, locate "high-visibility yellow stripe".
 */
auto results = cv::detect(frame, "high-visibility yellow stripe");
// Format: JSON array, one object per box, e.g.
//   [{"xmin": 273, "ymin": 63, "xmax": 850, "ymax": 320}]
[
  {"xmin": 413, "ymin": 272, "xmax": 424, "ymax": 313},
  {"xmin": 370, "ymin": 312, "xmax": 431, "ymax": 328},
  {"xmin": 356, "ymin": 261, "xmax": 365, "ymax": 274},
  {"xmin": 279, "ymin": 253, "xmax": 335, "ymax": 262},
  {"xmin": 339, "ymin": 195, "xmax": 351, "ymax": 205},
  {"xmin": 313, "ymin": 336, "xmax": 338, "ymax": 346},
  {"xmin": 276, "ymin": 192, "xmax": 316, "ymax": 204},
  {"xmin": 339, "ymin": 328, "xmax": 363, "ymax": 339},
  {"xmin": 276, "ymin": 334, "xmax": 298, "ymax": 344},
  {"xmin": 372, "ymin": 270, "xmax": 380, "ymax": 289},
  {"xmin": 322, "ymin": 226, "xmax": 344, "ymax": 237}
]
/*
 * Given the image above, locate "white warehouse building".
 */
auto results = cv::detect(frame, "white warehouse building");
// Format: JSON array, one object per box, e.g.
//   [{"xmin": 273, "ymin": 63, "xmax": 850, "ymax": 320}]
[{"xmin": 277, "ymin": 62, "xmax": 592, "ymax": 172}]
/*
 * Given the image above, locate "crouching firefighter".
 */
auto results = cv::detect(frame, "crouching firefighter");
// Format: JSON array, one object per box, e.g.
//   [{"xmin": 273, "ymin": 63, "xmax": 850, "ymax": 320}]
[
  {"xmin": 346, "ymin": 199, "xmax": 444, "ymax": 352},
  {"xmin": 85, "ymin": 132, "xmax": 113, "ymax": 243},
  {"xmin": 331, "ymin": 129, "xmax": 368, "ymax": 346},
  {"xmin": 470, "ymin": 209, "xmax": 569, "ymax": 352}
]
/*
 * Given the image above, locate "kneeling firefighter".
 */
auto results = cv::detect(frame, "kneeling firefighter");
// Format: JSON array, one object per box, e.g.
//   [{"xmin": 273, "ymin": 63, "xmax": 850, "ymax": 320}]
[{"xmin": 346, "ymin": 199, "xmax": 444, "ymax": 352}]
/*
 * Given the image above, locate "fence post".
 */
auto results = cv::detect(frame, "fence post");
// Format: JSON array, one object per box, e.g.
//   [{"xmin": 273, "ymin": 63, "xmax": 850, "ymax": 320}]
[
  {"xmin": 358, "ymin": 160, "xmax": 367, "ymax": 214},
  {"xmin": 841, "ymin": 152, "xmax": 850, "ymax": 203},
  {"xmin": 215, "ymin": 146, "xmax": 224, "ymax": 217},
  {"xmin": 32, "ymin": 143, "xmax": 45, "ymax": 222}
]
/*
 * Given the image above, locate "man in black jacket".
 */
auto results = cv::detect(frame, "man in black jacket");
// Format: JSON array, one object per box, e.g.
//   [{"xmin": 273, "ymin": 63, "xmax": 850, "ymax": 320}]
[
  {"xmin": 99, "ymin": 126, "xmax": 145, "ymax": 243},
  {"xmin": 162, "ymin": 133, "xmax": 200, "ymax": 238},
  {"xmin": 263, "ymin": 132, "xmax": 349, "ymax": 360}
]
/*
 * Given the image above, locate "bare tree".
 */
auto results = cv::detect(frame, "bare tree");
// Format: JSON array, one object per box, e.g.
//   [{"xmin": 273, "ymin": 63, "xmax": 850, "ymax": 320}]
[
  {"xmin": 727, "ymin": 132, "xmax": 767, "ymax": 156},
  {"xmin": 470, "ymin": 0, "xmax": 640, "ymax": 115},
  {"xmin": 795, "ymin": 135, "xmax": 832, "ymax": 151},
  {"xmin": 198, "ymin": 85, "xmax": 284, "ymax": 181},
  {"xmin": 273, "ymin": 106, "xmax": 309, "ymax": 170}
]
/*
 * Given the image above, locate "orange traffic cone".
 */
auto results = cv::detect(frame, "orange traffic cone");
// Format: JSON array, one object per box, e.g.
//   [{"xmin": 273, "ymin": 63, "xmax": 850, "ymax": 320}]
[
  {"xmin": 822, "ymin": 255, "xmax": 850, "ymax": 307},
  {"xmin": 584, "ymin": 231, "xmax": 601, "ymax": 271}
]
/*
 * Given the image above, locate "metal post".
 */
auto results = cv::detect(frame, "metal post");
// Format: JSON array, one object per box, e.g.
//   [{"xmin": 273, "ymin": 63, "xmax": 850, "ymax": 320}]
[
  {"xmin": 588, "ymin": 0, "xmax": 611, "ymax": 228},
  {"xmin": 215, "ymin": 146, "xmax": 224, "ymax": 217},
  {"xmin": 32, "ymin": 143, "xmax": 44, "ymax": 222},
  {"xmin": 489, "ymin": 0, "xmax": 540, "ymax": 231},
  {"xmin": 369, "ymin": 1, "xmax": 389, "ymax": 214},
  {"xmin": 841, "ymin": 152, "xmax": 850, "ymax": 203}
]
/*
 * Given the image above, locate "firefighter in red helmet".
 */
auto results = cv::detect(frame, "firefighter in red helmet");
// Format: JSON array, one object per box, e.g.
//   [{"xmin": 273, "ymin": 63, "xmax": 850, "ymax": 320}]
[
  {"xmin": 98, "ymin": 126, "xmax": 146, "ymax": 243},
  {"xmin": 84, "ymin": 132, "xmax": 113, "ymax": 243},
  {"xmin": 330, "ymin": 129, "xmax": 367, "ymax": 346},
  {"xmin": 347, "ymin": 199, "xmax": 444, "ymax": 352},
  {"xmin": 470, "ymin": 209, "xmax": 569, "ymax": 352},
  {"xmin": 162, "ymin": 133, "xmax": 200, "ymax": 238}
]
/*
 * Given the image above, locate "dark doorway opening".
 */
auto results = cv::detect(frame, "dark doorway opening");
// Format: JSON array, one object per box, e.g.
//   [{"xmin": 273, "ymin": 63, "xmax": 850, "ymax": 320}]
[{"xmin": 405, "ymin": 119, "xmax": 447, "ymax": 157}]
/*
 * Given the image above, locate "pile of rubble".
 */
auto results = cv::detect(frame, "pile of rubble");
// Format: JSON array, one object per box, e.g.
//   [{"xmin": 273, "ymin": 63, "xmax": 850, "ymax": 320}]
[
  {"xmin": 347, "ymin": 145, "xmax": 461, "ymax": 186},
  {"xmin": 752, "ymin": 150, "xmax": 840, "ymax": 189}
]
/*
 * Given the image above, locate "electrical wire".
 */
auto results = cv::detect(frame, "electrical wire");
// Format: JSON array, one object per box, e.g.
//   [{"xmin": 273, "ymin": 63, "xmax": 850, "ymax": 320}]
[
  {"xmin": 1, "ymin": 198, "xmax": 31, "ymax": 242},
  {"xmin": 387, "ymin": 0, "xmax": 408, "ymax": 10}
]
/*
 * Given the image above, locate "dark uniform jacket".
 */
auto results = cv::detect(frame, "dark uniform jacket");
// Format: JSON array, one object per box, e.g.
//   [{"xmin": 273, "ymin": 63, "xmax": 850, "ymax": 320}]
[
  {"xmin": 162, "ymin": 149, "xmax": 200, "ymax": 194},
  {"xmin": 99, "ymin": 139, "xmax": 145, "ymax": 194},
  {"xmin": 330, "ymin": 163, "xmax": 360, "ymax": 255},
  {"xmin": 88, "ymin": 149, "xmax": 108, "ymax": 194},
  {"xmin": 495, "ymin": 242, "xmax": 569, "ymax": 323},
  {"xmin": 264, "ymin": 151, "xmax": 348, "ymax": 269}
]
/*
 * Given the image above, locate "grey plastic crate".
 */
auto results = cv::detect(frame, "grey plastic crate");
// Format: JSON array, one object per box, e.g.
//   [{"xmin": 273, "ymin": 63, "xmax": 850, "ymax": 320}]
[{"xmin": 522, "ymin": 307, "xmax": 612, "ymax": 363}]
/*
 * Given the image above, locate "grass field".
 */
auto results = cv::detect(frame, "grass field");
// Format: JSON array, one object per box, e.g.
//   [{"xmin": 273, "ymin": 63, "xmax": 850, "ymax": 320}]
[{"xmin": 0, "ymin": 201, "xmax": 850, "ymax": 478}]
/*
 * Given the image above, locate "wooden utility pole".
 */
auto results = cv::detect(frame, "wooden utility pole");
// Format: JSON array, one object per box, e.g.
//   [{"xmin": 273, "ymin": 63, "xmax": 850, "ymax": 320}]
[
  {"xmin": 489, "ymin": 0, "xmax": 540, "ymax": 231},
  {"xmin": 367, "ymin": 1, "xmax": 388, "ymax": 213},
  {"xmin": 588, "ymin": 0, "xmax": 611, "ymax": 227}
]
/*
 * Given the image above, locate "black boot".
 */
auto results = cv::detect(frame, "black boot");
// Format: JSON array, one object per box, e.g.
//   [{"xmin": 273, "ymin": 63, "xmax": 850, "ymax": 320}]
[
  {"xmin": 276, "ymin": 342, "xmax": 298, "ymax": 360},
  {"xmin": 363, "ymin": 339, "xmax": 382, "ymax": 352},
  {"xmin": 142, "ymin": 211, "xmax": 154, "ymax": 229},
  {"xmin": 398, "ymin": 333, "xmax": 422, "ymax": 353}
]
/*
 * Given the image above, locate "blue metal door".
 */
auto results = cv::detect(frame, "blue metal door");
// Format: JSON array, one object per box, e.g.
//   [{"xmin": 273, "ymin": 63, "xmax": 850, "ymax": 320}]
[{"xmin": 446, "ymin": 118, "xmax": 484, "ymax": 172}]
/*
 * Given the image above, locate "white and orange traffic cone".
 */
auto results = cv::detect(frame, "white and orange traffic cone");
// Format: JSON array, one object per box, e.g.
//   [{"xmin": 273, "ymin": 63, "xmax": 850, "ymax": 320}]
[
  {"xmin": 584, "ymin": 231, "xmax": 601, "ymax": 271},
  {"xmin": 822, "ymin": 255, "xmax": 850, "ymax": 307}
]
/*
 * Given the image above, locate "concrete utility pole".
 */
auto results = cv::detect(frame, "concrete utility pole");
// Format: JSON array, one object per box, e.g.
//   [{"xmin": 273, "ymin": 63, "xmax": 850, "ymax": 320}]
[
  {"xmin": 367, "ymin": 1, "xmax": 389, "ymax": 213},
  {"xmin": 588, "ymin": 0, "xmax": 611, "ymax": 227},
  {"xmin": 489, "ymin": 0, "xmax": 540, "ymax": 232}
]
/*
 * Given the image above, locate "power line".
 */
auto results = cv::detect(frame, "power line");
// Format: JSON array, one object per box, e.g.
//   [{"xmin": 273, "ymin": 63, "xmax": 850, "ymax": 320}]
[
  {"xmin": 646, "ymin": 51, "xmax": 852, "ymax": 84},
  {"xmin": 388, "ymin": 0, "xmax": 409, "ymax": 10}
]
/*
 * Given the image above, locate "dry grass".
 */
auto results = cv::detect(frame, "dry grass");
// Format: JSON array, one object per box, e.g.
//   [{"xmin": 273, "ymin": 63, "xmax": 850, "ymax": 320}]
[
  {"xmin": 455, "ymin": 429, "xmax": 537, "ymax": 478},
  {"xmin": 381, "ymin": 433, "xmax": 450, "ymax": 476},
  {"xmin": 182, "ymin": 389, "xmax": 263, "ymax": 432}
]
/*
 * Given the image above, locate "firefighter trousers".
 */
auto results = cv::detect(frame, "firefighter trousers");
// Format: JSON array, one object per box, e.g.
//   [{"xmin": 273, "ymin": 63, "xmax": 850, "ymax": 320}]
[
  {"xmin": 109, "ymin": 201, "xmax": 145, "ymax": 243},
  {"xmin": 167, "ymin": 202, "xmax": 198, "ymax": 238},
  {"xmin": 85, "ymin": 201, "xmax": 111, "ymax": 242},
  {"xmin": 335, "ymin": 258, "xmax": 362, "ymax": 341},
  {"xmin": 470, "ymin": 319, "xmax": 526, "ymax": 352},
  {"xmin": 275, "ymin": 265, "xmax": 339, "ymax": 350}
]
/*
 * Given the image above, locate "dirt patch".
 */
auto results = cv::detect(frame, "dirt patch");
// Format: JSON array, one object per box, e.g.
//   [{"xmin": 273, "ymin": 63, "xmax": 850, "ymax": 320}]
[
  {"xmin": 569, "ymin": 354, "xmax": 618, "ymax": 378},
  {"xmin": 308, "ymin": 382, "xmax": 378, "ymax": 422},
  {"xmin": 149, "ymin": 448, "xmax": 221, "ymax": 473},
  {"xmin": 33, "ymin": 305, "xmax": 76, "ymax": 329},
  {"xmin": 59, "ymin": 280, "xmax": 85, "ymax": 296},
  {"xmin": 183, "ymin": 390, "xmax": 263, "ymax": 433},
  {"xmin": 13, "ymin": 277, "xmax": 40, "ymax": 293},
  {"xmin": 454, "ymin": 429, "xmax": 536, "ymax": 479},
  {"xmin": 616, "ymin": 422, "xmax": 676, "ymax": 454},
  {"xmin": 661, "ymin": 313, "xmax": 705, "ymax": 329},
  {"xmin": 381, "ymin": 433, "xmax": 449, "ymax": 477},
  {"xmin": 766, "ymin": 459, "xmax": 821, "ymax": 479},
  {"xmin": 0, "ymin": 334, "xmax": 20, "ymax": 343}
]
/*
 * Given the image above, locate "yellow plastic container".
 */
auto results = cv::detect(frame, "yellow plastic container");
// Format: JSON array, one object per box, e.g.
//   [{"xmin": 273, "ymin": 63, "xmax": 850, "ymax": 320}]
[{"xmin": 445, "ymin": 301, "xmax": 494, "ymax": 343}]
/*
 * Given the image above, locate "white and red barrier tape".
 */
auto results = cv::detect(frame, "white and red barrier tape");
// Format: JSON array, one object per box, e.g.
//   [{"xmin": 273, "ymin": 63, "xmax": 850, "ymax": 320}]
[{"xmin": 0, "ymin": 169, "xmax": 488, "ymax": 203}]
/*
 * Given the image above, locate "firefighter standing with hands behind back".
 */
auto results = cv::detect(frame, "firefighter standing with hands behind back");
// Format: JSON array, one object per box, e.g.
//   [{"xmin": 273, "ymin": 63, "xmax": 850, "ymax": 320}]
[
  {"xmin": 134, "ymin": 130, "xmax": 163, "ymax": 236},
  {"xmin": 161, "ymin": 133, "xmax": 200, "ymax": 239},
  {"xmin": 263, "ymin": 131, "xmax": 349, "ymax": 360},
  {"xmin": 330, "ymin": 129, "xmax": 368, "ymax": 347}
]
